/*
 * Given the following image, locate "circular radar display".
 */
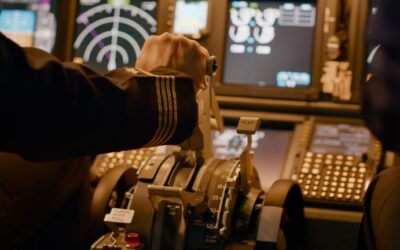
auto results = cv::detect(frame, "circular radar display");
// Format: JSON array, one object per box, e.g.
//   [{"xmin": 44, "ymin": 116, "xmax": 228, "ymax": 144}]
[{"xmin": 73, "ymin": 0, "xmax": 157, "ymax": 72}]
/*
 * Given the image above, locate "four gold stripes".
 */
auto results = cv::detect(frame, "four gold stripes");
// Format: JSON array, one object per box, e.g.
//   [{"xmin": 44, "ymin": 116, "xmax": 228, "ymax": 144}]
[{"xmin": 144, "ymin": 75, "xmax": 178, "ymax": 147}]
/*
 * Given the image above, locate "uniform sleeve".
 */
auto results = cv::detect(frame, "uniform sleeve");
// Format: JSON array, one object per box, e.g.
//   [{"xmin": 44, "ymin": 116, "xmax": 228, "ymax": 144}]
[{"xmin": 0, "ymin": 33, "xmax": 197, "ymax": 161}]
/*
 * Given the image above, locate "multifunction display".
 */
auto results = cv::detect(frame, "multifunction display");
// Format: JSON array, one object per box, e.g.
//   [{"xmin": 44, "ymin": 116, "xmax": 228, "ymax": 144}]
[
  {"xmin": 73, "ymin": 0, "xmax": 157, "ymax": 72},
  {"xmin": 213, "ymin": 126, "xmax": 292, "ymax": 188},
  {"xmin": 223, "ymin": 0, "xmax": 316, "ymax": 88},
  {"xmin": 0, "ymin": 0, "xmax": 59, "ymax": 53},
  {"xmin": 173, "ymin": 0, "xmax": 208, "ymax": 36},
  {"xmin": 310, "ymin": 123, "xmax": 370, "ymax": 156}
]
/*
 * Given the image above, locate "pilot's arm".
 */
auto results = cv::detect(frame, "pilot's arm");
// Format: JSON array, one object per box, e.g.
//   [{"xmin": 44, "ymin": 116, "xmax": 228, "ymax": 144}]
[{"xmin": 0, "ymin": 32, "xmax": 206, "ymax": 161}]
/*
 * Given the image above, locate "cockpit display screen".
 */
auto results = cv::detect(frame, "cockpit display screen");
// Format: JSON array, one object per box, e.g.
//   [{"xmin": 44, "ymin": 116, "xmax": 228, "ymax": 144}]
[
  {"xmin": 73, "ymin": 0, "xmax": 157, "ymax": 73},
  {"xmin": 310, "ymin": 123, "xmax": 371, "ymax": 156},
  {"xmin": 173, "ymin": 0, "xmax": 208, "ymax": 36},
  {"xmin": 212, "ymin": 125, "xmax": 293, "ymax": 189},
  {"xmin": 0, "ymin": 0, "xmax": 59, "ymax": 53},
  {"xmin": 223, "ymin": 0, "xmax": 316, "ymax": 88}
]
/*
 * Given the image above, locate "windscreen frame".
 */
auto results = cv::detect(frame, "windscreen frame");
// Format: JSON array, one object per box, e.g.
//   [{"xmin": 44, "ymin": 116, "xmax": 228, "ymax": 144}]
[{"xmin": 207, "ymin": 0, "xmax": 325, "ymax": 101}]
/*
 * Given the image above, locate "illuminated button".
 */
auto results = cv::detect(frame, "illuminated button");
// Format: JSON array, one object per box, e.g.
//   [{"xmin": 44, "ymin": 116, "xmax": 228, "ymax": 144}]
[
  {"xmin": 313, "ymin": 164, "xmax": 321, "ymax": 168},
  {"xmin": 109, "ymin": 163, "xmax": 115, "ymax": 168},
  {"xmin": 301, "ymin": 168, "xmax": 310, "ymax": 174},
  {"xmin": 351, "ymin": 167, "xmax": 358, "ymax": 172},
  {"xmin": 340, "ymin": 177, "xmax": 347, "ymax": 182},
  {"xmin": 337, "ymin": 193, "xmax": 344, "ymax": 199},
  {"xmin": 299, "ymin": 173, "xmax": 305, "ymax": 179},
  {"xmin": 111, "ymin": 158, "xmax": 117, "ymax": 163},
  {"xmin": 304, "ymin": 185, "xmax": 310, "ymax": 190},
  {"xmin": 335, "ymin": 166, "xmax": 341, "ymax": 171},
  {"xmin": 327, "ymin": 165, "xmax": 333, "ymax": 170},
  {"xmin": 333, "ymin": 177, "xmax": 339, "ymax": 181},
  {"xmin": 107, "ymin": 152, "xmax": 115, "ymax": 157},
  {"xmin": 315, "ymin": 175, "xmax": 321, "ymax": 180},
  {"xmin": 357, "ymin": 178, "xmax": 364, "ymax": 184},
  {"xmin": 116, "ymin": 152, "xmax": 124, "ymax": 158},
  {"xmin": 298, "ymin": 179, "xmax": 303, "ymax": 184},
  {"xmin": 330, "ymin": 187, "xmax": 337, "ymax": 192},
  {"xmin": 334, "ymin": 171, "xmax": 340, "ymax": 176},
  {"xmin": 350, "ymin": 173, "xmax": 356, "ymax": 177},
  {"xmin": 342, "ymin": 172, "xmax": 349, "ymax": 177},
  {"xmin": 329, "ymin": 193, "xmax": 335, "ymax": 198},
  {"xmin": 345, "ymin": 161, "xmax": 353, "ymax": 166},
  {"xmin": 335, "ymin": 160, "xmax": 343, "ymax": 165},
  {"xmin": 304, "ymin": 159, "xmax": 312, "ymax": 164},
  {"xmin": 331, "ymin": 182, "xmax": 338, "ymax": 187},
  {"xmin": 326, "ymin": 170, "xmax": 332, "ymax": 175},
  {"xmin": 303, "ymin": 190, "xmax": 309, "ymax": 196},
  {"xmin": 312, "ymin": 169, "xmax": 320, "ymax": 175},
  {"xmin": 311, "ymin": 191, "xmax": 317, "ymax": 197},
  {"xmin": 343, "ymin": 166, "xmax": 350, "ymax": 171},
  {"xmin": 312, "ymin": 186, "xmax": 318, "ymax": 191},
  {"xmin": 316, "ymin": 154, "xmax": 323, "ymax": 159},
  {"xmin": 322, "ymin": 186, "xmax": 328, "ymax": 192},
  {"xmin": 336, "ymin": 155, "xmax": 344, "ymax": 160},
  {"xmin": 127, "ymin": 160, "xmax": 132, "ymax": 165},
  {"xmin": 314, "ymin": 180, "xmax": 320, "ymax": 186},
  {"xmin": 346, "ymin": 189, "xmax": 353, "ymax": 194},
  {"xmin": 315, "ymin": 159, "xmax": 323, "ymax": 164},
  {"xmin": 325, "ymin": 160, "xmax": 333, "ymax": 165},
  {"xmin": 338, "ymin": 187, "xmax": 345, "ymax": 194},
  {"xmin": 326, "ymin": 154, "xmax": 333, "ymax": 159},
  {"xmin": 307, "ymin": 174, "xmax": 313, "ymax": 179},
  {"xmin": 306, "ymin": 180, "xmax": 312, "ymax": 185},
  {"xmin": 349, "ymin": 177, "xmax": 356, "ymax": 183},
  {"xmin": 345, "ymin": 194, "xmax": 352, "ymax": 200},
  {"xmin": 347, "ymin": 183, "xmax": 355, "ymax": 188},
  {"xmin": 321, "ymin": 192, "xmax": 327, "ymax": 197},
  {"xmin": 324, "ymin": 176, "xmax": 330, "ymax": 181},
  {"xmin": 355, "ymin": 189, "xmax": 362, "ymax": 195},
  {"xmin": 323, "ymin": 181, "xmax": 329, "ymax": 186},
  {"xmin": 340, "ymin": 183, "xmax": 345, "ymax": 187},
  {"xmin": 354, "ymin": 195, "xmax": 361, "ymax": 201},
  {"xmin": 347, "ymin": 156, "xmax": 354, "ymax": 161},
  {"xmin": 357, "ymin": 184, "xmax": 363, "ymax": 189},
  {"xmin": 292, "ymin": 174, "xmax": 298, "ymax": 180},
  {"xmin": 359, "ymin": 168, "xmax": 367, "ymax": 174},
  {"xmin": 358, "ymin": 162, "xmax": 367, "ymax": 168},
  {"xmin": 358, "ymin": 173, "xmax": 365, "ymax": 179},
  {"xmin": 306, "ymin": 152, "xmax": 314, "ymax": 157}
]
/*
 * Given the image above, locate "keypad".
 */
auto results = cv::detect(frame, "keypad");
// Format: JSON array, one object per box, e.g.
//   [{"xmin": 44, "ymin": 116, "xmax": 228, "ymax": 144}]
[
  {"xmin": 93, "ymin": 148, "xmax": 156, "ymax": 178},
  {"xmin": 292, "ymin": 152, "xmax": 369, "ymax": 204}
]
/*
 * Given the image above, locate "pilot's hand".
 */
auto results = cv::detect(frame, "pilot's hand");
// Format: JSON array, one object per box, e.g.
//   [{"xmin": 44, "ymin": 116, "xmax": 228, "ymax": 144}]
[{"xmin": 135, "ymin": 32, "xmax": 209, "ymax": 92}]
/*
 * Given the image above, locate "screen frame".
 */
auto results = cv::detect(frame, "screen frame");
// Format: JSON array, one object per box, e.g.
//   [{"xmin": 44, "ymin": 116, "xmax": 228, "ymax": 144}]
[{"xmin": 207, "ymin": 0, "xmax": 325, "ymax": 101}]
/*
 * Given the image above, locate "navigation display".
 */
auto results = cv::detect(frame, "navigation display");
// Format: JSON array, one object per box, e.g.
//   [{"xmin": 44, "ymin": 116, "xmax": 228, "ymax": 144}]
[
  {"xmin": 73, "ymin": 0, "xmax": 157, "ymax": 72},
  {"xmin": 213, "ymin": 126, "xmax": 293, "ymax": 189},
  {"xmin": 0, "ymin": 0, "xmax": 59, "ymax": 53},
  {"xmin": 310, "ymin": 123, "xmax": 370, "ymax": 156},
  {"xmin": 223, "ymin": 0, "xmax": 316, "ymax": 88},
  {"xmin": 173, "ymin": 0, "xmax": 208, "ymax": 36}
]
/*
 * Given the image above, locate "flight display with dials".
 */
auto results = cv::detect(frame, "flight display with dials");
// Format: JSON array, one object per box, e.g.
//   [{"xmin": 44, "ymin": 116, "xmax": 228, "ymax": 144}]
[
  {"xmin": 223, "ymin": 0, "xmax": 316, "ymax": 88},
  {"xmin": 73, "ymin": 0, "xmax": 157, "ymax": 72}
]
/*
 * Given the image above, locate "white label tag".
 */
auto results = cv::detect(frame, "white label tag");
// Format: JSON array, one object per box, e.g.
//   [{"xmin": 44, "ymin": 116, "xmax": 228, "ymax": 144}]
[
  {"xmin": 104, "ymin": 208, "xmax": 135, "ymax": 224},
  {"xmin": 256, "ymin": 206, "xmax": 283, "ymax": 242}
]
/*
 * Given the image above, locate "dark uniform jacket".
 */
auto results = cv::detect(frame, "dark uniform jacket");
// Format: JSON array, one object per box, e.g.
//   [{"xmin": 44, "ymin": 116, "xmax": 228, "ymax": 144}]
[
  {"xmin": 0, "ymin": 32, "xmax": 198, "ymax": 249},
  {"xmin": 0, "ymin": 32, "xmax": 197, "ymax": 161},
  {"xmin": 360, "ymin": 0, "xmax": 400, "ymax": 249}
]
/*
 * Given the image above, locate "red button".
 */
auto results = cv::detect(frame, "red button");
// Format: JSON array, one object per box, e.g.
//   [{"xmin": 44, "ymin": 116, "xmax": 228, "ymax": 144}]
[{"xmin": 126, "ymin": 232, "xmax": 142, "ymax": 248}]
